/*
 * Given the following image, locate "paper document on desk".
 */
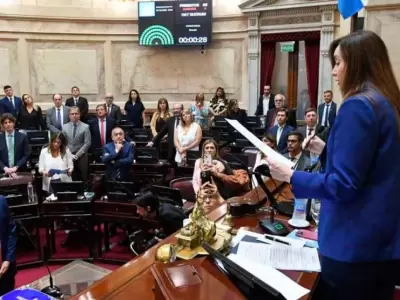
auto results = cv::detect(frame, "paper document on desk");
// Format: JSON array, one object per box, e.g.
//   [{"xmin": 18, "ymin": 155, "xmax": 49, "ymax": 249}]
[
  {"xmin": 225, "ymin": 119, "xmax": 294, "ymax": 168},
  {"xmin": 237, "ymin": 241, "xmax": 321, "ymax": 272},
  {"xmin": 258, "ymin": 234, "xmax": 306, "ymax": 248},
  {"xmin": 228, "ymin": 253, "xmax": 310, "ymax": 300}
]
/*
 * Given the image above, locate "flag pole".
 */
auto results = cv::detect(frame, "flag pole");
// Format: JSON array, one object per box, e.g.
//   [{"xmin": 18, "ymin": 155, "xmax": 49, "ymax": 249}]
[{"xmin": 350, "ymin": 13, "xmax": 359, "ymax": 32}]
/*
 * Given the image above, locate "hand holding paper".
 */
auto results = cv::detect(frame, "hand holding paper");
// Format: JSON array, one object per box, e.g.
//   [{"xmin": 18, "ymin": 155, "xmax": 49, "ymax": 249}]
[
  {"xmin": 265, "ymin": 156, "xmax": 294, "ymax": 183},
  {"xmin": 302, "ymin": 135, "xmax": 325, "ymax": 155}
]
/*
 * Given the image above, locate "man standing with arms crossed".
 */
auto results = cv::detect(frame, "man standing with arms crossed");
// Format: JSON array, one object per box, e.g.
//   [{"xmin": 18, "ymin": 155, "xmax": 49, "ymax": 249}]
[{"xmin": 0, "ymin": 195, "xmax": 17, "ymax": 296}]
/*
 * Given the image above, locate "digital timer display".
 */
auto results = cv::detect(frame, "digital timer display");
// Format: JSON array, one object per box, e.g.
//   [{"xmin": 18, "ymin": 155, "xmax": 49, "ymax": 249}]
[{"xmin": 138, "ymin": 0, "xmax": 212, "ymax": 47}]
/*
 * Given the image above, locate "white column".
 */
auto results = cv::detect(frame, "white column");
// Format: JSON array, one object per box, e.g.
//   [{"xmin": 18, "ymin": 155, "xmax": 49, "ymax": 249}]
[
  {"xmin": 246, "ymin": 12, "xmax": 260, "ymax": 115},
  {"xmin": 318, "ymin": 9, "xmax": 335, "ymax": 105}
]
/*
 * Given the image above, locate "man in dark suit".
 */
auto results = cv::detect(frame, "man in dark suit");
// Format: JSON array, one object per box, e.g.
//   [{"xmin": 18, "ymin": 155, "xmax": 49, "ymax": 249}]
[
  {"xmin": 104, "ymin": 93, "xmax": 122, "ymax": 124},
  {"xmin": 65, "ymin": 86, "xmax": 89, "ymax": 122},
  {"xmin": 266, "ymin": 94, "xmax": 297, "ymax": 129},
  {"xmin": 268, "ymin": 108, "xmax": 294, "ymax": 154},
  {"xmin": 298, "ymin": 108, "xmax": 329, "ymax": 140},
  {"xmin": 146, "ymin": 103, "xmax": 183, "ymax": 162},
  {"xmin": 0, "ymin": 85, "xmax": 22, "ymax": 117},
  {"xmin": 255, "ymin": 85, "xmax": 275, "ymax": 115},
  {"xmin": 46, "ymin": 94, "xmax": 70, "ymax": 133},
  {"xmin": 102, "ymin": 127, "xmax": 134, "ymax": 181},
  {"xmin": 318, "ymin": 90, "xmax": 337, "ymax": 128},
  {"xmin": 0, "ymin": 114, "xmax": 30, "ymax": 178},
  {"xmin": 89, "ymin": 104, "xmax": 117, "ymax": 152},
  {"xmin": 283, "ymin": 132, "xmax": 311, "ymax": 171},
  {"xmin": 0, "ymin": 195, "xmax": 17, "ymax": 296}
]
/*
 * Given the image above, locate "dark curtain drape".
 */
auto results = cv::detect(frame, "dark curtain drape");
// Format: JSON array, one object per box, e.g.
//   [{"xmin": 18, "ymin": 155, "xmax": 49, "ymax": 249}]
[
  {"xmin": 260, "ymin": 41, "xmax": 276, "ymax": 89},
  {"xmin": 304, "ymin": 40, "xmax": 320, "ymax": 108}
]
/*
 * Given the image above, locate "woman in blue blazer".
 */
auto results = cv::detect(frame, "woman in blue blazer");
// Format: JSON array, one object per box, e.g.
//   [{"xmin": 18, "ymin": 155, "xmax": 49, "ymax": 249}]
[{"xmin": 267, "ymin": 30, "xmax": 400, "ymax": 299}]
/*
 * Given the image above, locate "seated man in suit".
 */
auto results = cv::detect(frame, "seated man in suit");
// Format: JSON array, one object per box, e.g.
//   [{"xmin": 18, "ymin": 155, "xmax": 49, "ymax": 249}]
[
  {"xmin": 62, "ymin": 107, "xmax": 91, "ymax": 182},
  {"xmin": 0, "ymin": 85, "xmax": 22, "ymax": 117},
  {"xmin": 102, "ymin": 127, "xmax": 134, "ymax": 182},
  {"xmin": 104, "ymin": 93, "xmax": 122, "ymax": 124},
  {"xmin": 89, "ymin": 104, "xmax": 117, "ymax": 152},
  {"xmin": 318, "ymin": 90, "xmax": 337, "ymax": 128},
  {"xmin": 0, "ymin": 114, "xmax": 30, "ymax": 178},
  {"xmin": 255, "ymin": 85, "xmax": 275, "ymax": 116},
  {"xmin": 46, "ymin": 94, "xmax": 70, "ymax": 133},
  {"xmin": 0, "ymin": 195, "xmax": 17, "ymax": 296},
  {"xmin": 268, "ymin": 108, "xmax": 294, "ymax": 154},
  {"xmin": 283, "ymin": 131, "xmax": 311, "ymax": 171},
  {"xmin": 65, "ymin": 86, "xmax": 89, "ymax": 122},
  {"xmin": 266, "ymin": 94, "xmax": 297, "ymax": 129},
  {"xmin": 146, "ymin": 103, "xmax": 183, "ymax": 163}
]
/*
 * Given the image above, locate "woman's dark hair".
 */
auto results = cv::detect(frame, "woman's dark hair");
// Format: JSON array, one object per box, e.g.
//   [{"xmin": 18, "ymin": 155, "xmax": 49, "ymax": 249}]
[
  {"xmin": 156, "ymin": 98, "xmax": 170, "ymax": 120},
  {"xmin": 329, "ymin": 30, "xmax": 400, "ymax": 133},
  {"xmin": 48, "ymin": 132, "xmax": 67, "ymax": 157},
  {"xmin": 226, "ymin": 99, "xmax": 239, "ymax": 116},
  {"xmin": 211, "ymin": 87, "xmax": 227, "ymax": 104},
  {"xmin": 128, "ymin": 89, "xmax": 141, "ymax": 102}
]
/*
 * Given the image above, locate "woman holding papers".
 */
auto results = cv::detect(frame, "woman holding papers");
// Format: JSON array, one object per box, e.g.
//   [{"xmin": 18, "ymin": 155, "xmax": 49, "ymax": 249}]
[
  {"xmin": 266, "ymin": 30, "xmax": 400, "ymax": 299},
  {"xmin": 38, "ymin": 132, "xmax": 73, "ymax": 193}
]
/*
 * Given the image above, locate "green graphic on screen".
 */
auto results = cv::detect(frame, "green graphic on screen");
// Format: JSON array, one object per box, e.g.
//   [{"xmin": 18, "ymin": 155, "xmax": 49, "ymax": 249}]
[{"xmin": 140, "ymin": 25, "xmax": 174, "ymax": 46}]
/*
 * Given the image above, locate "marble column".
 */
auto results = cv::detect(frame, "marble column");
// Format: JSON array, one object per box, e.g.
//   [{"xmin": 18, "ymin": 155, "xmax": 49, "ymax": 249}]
[
  {"xmin": 246, "ymin": 12, "xmax": 260, "ymax": 115},
  {"xmin": 318, "ymin": 9, "xmax": 335, "ymax": 105}
]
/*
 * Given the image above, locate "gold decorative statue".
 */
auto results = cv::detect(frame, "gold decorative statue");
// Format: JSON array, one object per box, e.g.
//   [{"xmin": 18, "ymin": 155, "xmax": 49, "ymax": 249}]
[{"xmin": 174, "ymin": 183, "xmax": 232, "ymax": 260}]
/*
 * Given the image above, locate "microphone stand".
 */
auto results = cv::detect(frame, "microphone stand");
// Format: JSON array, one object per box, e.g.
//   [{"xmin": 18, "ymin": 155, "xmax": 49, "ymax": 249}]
[{"xmin": 15, "ymin": 220, "xmax": 63, "ymax": 299}]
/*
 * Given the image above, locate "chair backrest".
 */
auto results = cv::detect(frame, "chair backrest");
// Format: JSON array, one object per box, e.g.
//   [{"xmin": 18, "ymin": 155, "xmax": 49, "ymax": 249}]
[
  {"xmin": 242, "ymin": 147, "xmax": 259, "ymax": 169},
  {"xmin": 132, "ymin": 128, "xmax": 153, "ymax": 141},
  {"xmin": 170, "ymin": 177, "xmax": 196, "ymax": 203}
]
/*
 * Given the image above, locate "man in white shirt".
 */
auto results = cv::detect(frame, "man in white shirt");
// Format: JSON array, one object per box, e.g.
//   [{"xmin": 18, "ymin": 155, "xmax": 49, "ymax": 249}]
[
  {"xmin": 283, "ymin": 132, "xmax": 311, "ymax": 171},
  {"xmin": 318, "ymin": 90, "xmax": 337, "ymax": 128}
]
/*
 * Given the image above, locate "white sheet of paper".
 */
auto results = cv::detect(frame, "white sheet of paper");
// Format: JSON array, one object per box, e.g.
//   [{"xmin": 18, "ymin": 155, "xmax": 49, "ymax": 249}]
[
  {"xmin": 237, "ymin": 241, "xmax": 321, "ymax": 272},
  {"xmin": 230, "ymin": 229, "xmax": 265, "ymax": 247},
  {"xmin": 225, "ymin": 119, "xmax": 294, "ymax": 168},
  {"xmin": 228, "ymin": 253, "xmax": 310, "ymax": 300},
  {"xmin": 258, "ymin": 234, "xmax": 306, "ymax": 248}
]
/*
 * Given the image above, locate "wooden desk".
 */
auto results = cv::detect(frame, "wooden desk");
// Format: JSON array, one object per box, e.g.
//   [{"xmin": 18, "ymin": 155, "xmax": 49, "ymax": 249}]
[{"xmin": 73, "ymin": 182, "xmax": 318, "ymax": 300}]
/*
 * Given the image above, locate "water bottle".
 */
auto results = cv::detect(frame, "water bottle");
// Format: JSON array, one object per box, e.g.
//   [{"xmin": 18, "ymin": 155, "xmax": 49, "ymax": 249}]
[
  {"xmin": 289, "ymin": 198, "xmax": 310, "ymax": 227},
  {"xmin": 27, "ymin": 182, "xmax": 34, "ymax": 203}
]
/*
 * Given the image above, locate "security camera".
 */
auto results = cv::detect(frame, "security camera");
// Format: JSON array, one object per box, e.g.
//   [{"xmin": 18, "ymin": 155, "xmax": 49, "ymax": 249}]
[{"xmin": 200, "ymin": 45, "xmax": 206, "ymax": 55}]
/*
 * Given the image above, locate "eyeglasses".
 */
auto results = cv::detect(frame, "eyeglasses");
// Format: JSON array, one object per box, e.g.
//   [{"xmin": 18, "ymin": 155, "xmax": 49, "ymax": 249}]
[{"xmin": 114, "ymin": 132, "xmax": 124, "ymax": 136}]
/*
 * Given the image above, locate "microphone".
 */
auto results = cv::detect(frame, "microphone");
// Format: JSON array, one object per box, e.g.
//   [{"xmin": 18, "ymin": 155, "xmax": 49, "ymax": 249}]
[
  {"xmin": 303, "ymin": 126, "xmax": 326, "ymax": 150},
  {"xmin": 15, "ymin": 220, "xmax": 63, "ymax": 298},
  {"xmin": 304, "ymin": 160, "xmax": 320, "ymax": 173},
  {"xmin": 134, "ymin": 149, "xmax": 160, "ymax": 164}
]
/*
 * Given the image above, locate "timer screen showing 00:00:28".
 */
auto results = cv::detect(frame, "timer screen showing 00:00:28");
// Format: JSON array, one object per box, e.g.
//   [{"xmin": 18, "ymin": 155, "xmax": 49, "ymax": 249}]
[{"xmin": 177, "ymin": 36, "xmax": 208, "ymax": 44}]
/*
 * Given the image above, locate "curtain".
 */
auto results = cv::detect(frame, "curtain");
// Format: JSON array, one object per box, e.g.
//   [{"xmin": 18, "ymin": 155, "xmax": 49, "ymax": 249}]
[
  {"xmin": 304, "ymin": 40, "xmax": 320, "ymax": 108},
  {"xmin": 260, "ymin": 41, "xmax": 276, "ymax": 89}
]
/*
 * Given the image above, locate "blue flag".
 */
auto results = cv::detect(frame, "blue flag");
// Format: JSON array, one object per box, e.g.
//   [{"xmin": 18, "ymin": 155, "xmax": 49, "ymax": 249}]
[{"xmin": 338, "ymin": 0, "xmax": 364, "ymax": 19}]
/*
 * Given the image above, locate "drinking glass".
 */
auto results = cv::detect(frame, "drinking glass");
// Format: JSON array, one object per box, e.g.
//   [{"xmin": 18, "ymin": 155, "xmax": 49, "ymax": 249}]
[{"xmin": 310, "ymin": 199, "xmax": 321, "ymax": 229}]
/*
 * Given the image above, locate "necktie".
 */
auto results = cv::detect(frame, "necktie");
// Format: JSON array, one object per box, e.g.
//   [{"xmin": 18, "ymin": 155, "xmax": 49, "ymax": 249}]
[
  {"xmin": 73, "ymin": 124, "xmax": 77, "ymax": 139},
  {"xmin": 277, "ymin": 126, "xmax": 283, "ymax": 144},
  {"xmin": 74, "ymin": 98, "xmax": 79, "ymax": 106},
  {"xmin": 175, "ymin": 117, "xmax": 180, "ymax": 128},
  {"xmin": 324, "ymin": 104, "xmax": 330, "ymax": 127},
  {"xmin": 100, "ymin": 119, "xmax": 105, "ymax": 146},
  {"xmin": 57, "ymin": 109, "xmax": 62, "ymax": 130},
  {"xmin": 9, "ymin": 97, "xmax": 14, "ymax": 109},
  {"xmin": 308, "ymin": 128, "xmax": 313, "ymax": 137},
  {"xmin": 108, "ymin": 105, "xmax": 112, "ymax": 115},
  {"xmin": 8, "ymin": 134, "xmax": 14, "ymax": 167},
  {"xmin": 115, "ymin": 168, "xmax": 121, "ymax": 180}
]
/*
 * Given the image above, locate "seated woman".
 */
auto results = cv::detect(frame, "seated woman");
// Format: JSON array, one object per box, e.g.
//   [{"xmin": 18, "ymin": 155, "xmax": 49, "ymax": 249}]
[
  {"xmin": 174, "ymin": 109, "xmax": 202, "ymax": 165},
  {"xmin": 209, "ymin": 87, "xmax": 228, "ymax": 116},
  {"xmin": 38, "ymin": 132, "xmax": 73, "ymax": 194},
  {"xmin": 192, "ymin": 139, "xmax": 249, "ymax": 199},
  {"xmin": 17, "ymin": 94, "xmax": 46, "ymax": 130},
  {"xmin": 225, "ymin": 99, "xmax": 247, "ymax": 124},
  {"xmin": 253, "ymin": 134, "xmax": 277, "ymax": 186},
  {"xmin": 150, "ymin": 98, "xmax": 172, "ymax": 137}
]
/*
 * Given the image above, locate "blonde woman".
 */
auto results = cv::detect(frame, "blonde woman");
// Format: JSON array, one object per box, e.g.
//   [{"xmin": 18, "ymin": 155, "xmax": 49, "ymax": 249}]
[
  {"xmin": 150, "ymin": 98, "xmax": 172, "ymax": 137},
  {"xmin": 174, "ymin": 109, "xmax": 202, "ymax": 164}
]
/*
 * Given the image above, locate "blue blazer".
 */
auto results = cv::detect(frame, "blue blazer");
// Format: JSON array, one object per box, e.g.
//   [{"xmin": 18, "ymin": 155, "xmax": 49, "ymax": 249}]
[
  {"xmin": 0, "ymin": 196, "xmax": 17, "ymax": 263},
  {"xmin": 0, "ymin": 131, "xmax": 30, "ymax": 171},
  {"xmin": 102, "ymin": 141, "xmax": 134, "ymax": 181},
  {"xmin": 318, "ymin": 101, "xmax": 337, "ymax": 127},
  {"xmin": 291, "ymin": 91, "xmax": 400, "ymax": 263},
  {"xmin": 0, "ymin": 96, "xmax": 22, "ymax": 117},
  {"xmin": 268, "ymin": 124, "xmax": 294, "ymax": 154}
]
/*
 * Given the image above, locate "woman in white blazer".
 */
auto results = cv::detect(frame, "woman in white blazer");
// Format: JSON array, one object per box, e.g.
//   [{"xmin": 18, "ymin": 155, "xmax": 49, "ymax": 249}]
[{"xmin": 38, "ymin": 132, "xmax": 74, "ymax": 193}]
